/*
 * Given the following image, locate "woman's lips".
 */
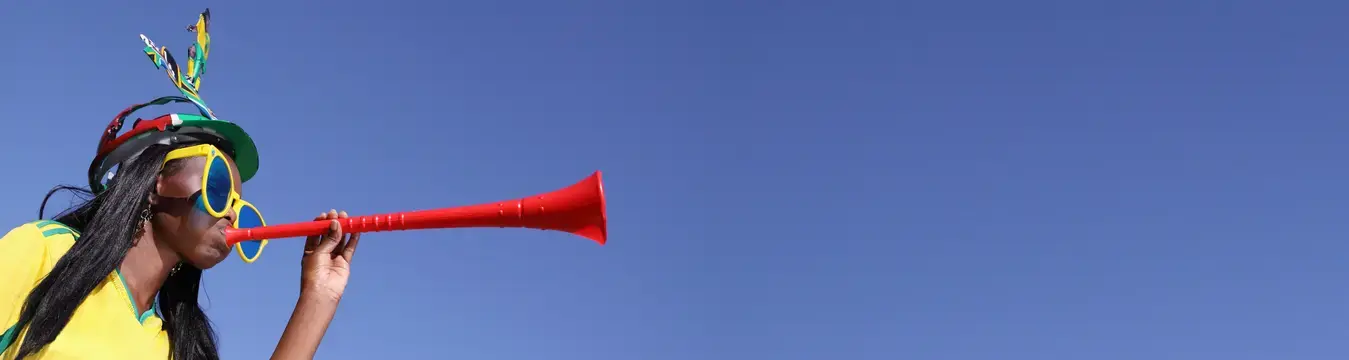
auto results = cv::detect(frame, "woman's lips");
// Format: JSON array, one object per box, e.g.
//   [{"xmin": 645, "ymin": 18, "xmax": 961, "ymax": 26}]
[{"xmin": 213, "ymin": 221, "xmax": 232, "ymax": 249}]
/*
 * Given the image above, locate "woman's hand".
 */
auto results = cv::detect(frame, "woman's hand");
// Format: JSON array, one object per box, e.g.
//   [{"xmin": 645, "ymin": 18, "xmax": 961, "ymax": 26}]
[
  {"xmin": 273, "ymin": 209, "xmax": 363, "ymax": 360},
  {"xmin": 300, "ymin": 209, "xmax": 361, "ymax": 303}
]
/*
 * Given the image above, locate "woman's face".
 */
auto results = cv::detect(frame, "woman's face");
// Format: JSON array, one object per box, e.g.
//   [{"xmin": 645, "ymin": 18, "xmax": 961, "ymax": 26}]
[{"xmin": 150, "ymin": 153, "xmax": 243, "ymax": 270}]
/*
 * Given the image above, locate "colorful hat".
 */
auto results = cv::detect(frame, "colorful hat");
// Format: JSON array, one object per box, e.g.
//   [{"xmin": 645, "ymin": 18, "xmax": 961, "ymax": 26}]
[{"xmin": 87, "ymin": 9, "xmax": 260, "ymax": 192}]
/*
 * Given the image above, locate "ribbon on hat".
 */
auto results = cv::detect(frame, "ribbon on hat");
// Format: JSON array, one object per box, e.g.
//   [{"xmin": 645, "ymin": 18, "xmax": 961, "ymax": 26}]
[{"xmin": 140, "ymin": 8, "xmax": 215, "ymax": 119}]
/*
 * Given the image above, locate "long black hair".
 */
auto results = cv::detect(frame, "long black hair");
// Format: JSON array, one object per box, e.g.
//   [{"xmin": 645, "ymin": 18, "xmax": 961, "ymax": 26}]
[{"xmin": 16, "ymin": 142, "xmax": 220, "ymax": 360}]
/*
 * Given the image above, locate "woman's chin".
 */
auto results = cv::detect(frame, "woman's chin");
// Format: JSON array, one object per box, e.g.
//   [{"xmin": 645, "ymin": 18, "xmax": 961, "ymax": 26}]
[
  {"xmin": 189, "ymin": 254, "xmax": 227, "ymax": 270},
  {"xmin": 206, "ymin": 247, "xmax": 231, "ymax": 268},
  {"xmin": 189, "ymin": 240, "xmax": 232, "ymax": 270}
]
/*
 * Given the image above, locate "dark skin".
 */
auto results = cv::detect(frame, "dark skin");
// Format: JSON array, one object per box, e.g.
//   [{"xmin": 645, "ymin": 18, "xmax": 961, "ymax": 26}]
[{"xmin": 118, "ymin": 152, "xmax": 360, "ymax": 359}]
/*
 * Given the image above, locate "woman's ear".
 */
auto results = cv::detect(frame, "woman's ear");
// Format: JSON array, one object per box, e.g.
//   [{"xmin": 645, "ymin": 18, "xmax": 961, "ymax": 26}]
[{"xmin": 150, "ymin": 174, "xmax": 166, "ymax": 205}]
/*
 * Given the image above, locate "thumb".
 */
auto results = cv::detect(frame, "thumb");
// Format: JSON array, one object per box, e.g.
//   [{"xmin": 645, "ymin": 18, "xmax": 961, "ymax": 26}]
[{"xmin": 315, "ymin": 220, "xmax": 343, "ymax": 254}]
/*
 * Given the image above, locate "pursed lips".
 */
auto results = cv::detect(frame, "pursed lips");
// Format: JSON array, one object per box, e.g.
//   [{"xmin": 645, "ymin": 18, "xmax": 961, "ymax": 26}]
[{"xmin": 212, "ymin": 221, "xmax": 232, "ymax": 252}]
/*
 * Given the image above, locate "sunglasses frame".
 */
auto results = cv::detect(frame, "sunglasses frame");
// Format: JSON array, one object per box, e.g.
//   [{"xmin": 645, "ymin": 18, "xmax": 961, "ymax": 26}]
[
  {"xmin": 231, "ymin": 200, "xmax": 267, "ymax": 263},
  {"xmin": 163, "ymin": 144, "xmax": 269, "ymax": 263}
]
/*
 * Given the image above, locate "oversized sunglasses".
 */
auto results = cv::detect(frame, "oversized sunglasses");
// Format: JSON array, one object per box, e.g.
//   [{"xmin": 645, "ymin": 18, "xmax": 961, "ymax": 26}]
[{"xmin": 163, "ymin": 144, "xmax": 268, "ymax": 263}]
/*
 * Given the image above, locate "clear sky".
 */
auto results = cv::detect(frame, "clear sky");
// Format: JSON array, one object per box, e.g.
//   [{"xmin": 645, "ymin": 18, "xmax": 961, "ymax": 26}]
[{"xmin": 2, "ymin": 0, "xmax": 1347, "ymax": 359}]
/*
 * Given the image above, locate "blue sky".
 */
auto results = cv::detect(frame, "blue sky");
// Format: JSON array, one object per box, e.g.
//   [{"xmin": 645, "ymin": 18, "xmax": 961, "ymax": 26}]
[{"xmin": 3, "ymin": 0, "xmax": 1349, "ymax": 359}]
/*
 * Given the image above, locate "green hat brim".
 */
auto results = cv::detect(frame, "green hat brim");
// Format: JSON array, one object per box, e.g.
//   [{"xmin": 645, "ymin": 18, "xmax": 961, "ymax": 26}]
[{"xmin": 176, "ymin": 114, "xmax": 259, "ymax": 183}]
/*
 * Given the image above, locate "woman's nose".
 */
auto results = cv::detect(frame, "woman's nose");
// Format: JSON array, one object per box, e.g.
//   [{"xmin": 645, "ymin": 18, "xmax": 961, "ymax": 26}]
[{"xmin": 222, "ymin": 207, "xmax": 238, "ymax": 225}]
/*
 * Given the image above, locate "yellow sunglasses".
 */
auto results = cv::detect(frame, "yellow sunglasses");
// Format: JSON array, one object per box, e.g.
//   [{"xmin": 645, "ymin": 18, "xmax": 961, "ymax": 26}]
[{"xmin": 163, "ymin": 144, "xmax": 269, "ymax": 263}]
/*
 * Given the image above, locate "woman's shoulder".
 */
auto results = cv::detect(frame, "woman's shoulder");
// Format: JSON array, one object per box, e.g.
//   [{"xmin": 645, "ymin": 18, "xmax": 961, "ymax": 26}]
[
  {"xmin": 0, "ymin": 220, "xmax": 79, "ymax": 258},
  {"xmin": 3, "ymin": 219, "xmax": 78, "ymax": 238},
  {"xmin": 0, "ymin": 220, "xmax": 77, "ymax": 291},
  {"xmin": 0, "ymin": 221, "xmax": 79, "ymax": 346}
]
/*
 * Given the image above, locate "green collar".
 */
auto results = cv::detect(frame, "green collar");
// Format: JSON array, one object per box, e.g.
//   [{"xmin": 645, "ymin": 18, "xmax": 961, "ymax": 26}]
[{"xmin": 114, "ymin": 270, "xmax": 158, "ymax": 324}]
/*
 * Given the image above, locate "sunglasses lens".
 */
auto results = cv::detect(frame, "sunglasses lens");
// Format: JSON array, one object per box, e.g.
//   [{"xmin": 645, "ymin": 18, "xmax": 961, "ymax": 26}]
[
  {"xmin": 203, "ymin": 156, "xmax": 233, "ymax": 214},
  {"xmin": 234, "ymin": 204, "xmax": 266, "ymax": 261}
]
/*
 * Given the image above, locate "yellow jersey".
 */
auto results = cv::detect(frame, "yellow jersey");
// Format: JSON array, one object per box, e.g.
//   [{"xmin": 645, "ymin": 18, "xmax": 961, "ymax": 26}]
[{"xmin": 0, "ymin": 220, "xmax": 169, "ymax": 359}]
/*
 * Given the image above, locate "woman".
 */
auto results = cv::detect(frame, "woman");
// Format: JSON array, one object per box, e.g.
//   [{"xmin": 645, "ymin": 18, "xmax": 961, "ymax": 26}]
[{"xmin": 0, "ymin": 140, "xmax": 359, "ymax": 360}]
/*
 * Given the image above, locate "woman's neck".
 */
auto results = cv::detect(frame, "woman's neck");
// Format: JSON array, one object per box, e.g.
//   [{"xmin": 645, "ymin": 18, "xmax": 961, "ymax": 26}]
[{"xmin": 118, "ymin": 231, "xmax": 178, "ymax": 315}]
